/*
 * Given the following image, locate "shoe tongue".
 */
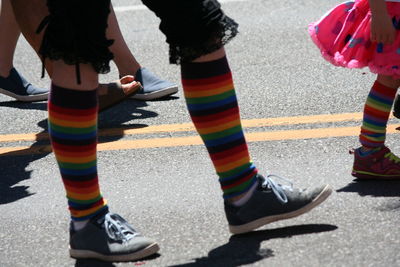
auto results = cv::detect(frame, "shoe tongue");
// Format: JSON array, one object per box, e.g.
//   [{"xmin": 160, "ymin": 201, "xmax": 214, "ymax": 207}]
[{"xmin": 90, "ymin": 210, "xmax": 109, "ymax": 227}]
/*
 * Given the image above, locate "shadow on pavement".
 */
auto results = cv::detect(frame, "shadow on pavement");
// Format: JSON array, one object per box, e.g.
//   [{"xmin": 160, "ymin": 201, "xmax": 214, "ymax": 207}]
[
  {"xmin": 74, "ymin": 259, "xmax": 116, "ymax": 267},
  {"xmin": 144, "ymin": 95, "xmax": 179, "ymax": 102},
  {"xmin": 170, "ymin": 224, "xmax": 338, "ymax": 267},
  {"xmin": 337, "ymin": 180, "xmax": 400, "ymax": 197},
  {"xmin": 0, "ymin": 119, "xmax": 49, "ymax": 204},
  {"xmin": 98, "ymin": 99, "xmax": 158, "ymax": 128},
  {"xmin": 74, "ymin": 253, "xmax": 161, "ymax": 267},
  {"xmin": 0, "ymin": 99, "xmax": 160, "ymax": 205},
  {"xmin": 0, "ymin": 101, "xmax": 47, "ymax": 111}
]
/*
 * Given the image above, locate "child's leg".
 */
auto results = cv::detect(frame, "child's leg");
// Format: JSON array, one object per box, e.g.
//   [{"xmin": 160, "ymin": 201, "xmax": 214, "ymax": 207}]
[
  {"xmin": 352, "ymin": 75, "xmax": 400, "ymax": 179},
  {"xmin": 359, "ymin": 75, "xmax": 400, "ymax": 149}
]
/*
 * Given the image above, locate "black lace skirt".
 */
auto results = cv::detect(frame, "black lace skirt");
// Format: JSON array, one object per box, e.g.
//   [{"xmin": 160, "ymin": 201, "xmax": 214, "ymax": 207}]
[{"xmin": 39, "ymin": 0, "xmax": 238, "ymax": 74}]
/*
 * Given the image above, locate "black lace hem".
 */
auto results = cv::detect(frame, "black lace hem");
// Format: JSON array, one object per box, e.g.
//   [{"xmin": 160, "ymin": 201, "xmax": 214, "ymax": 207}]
[{"xmin": 168, "ymin": 13, "xmax": 239, "ymax": 64}]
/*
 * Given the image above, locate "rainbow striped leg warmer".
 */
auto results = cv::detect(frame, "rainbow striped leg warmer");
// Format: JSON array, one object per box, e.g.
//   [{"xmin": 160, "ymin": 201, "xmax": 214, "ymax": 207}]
[
  {"xmin": 48, "ymin": 84, "xmax": 108, "ymax": 221},
  {"xmin": 181, "ymin": 56, "xmax": 258, "ymax": 199},
  {"xmin": 360, "ymin": 81, "xmax": 398, "ymax": 148}
]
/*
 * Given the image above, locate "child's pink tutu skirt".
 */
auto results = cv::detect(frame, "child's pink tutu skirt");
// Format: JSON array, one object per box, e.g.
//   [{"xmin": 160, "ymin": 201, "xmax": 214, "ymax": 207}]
[{"xmin": 309, "ymin": 0, "xmax": 400, "ymax": 78}]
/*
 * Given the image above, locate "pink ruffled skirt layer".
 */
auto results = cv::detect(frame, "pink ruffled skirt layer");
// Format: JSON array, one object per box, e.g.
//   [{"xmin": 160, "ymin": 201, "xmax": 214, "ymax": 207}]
[{"xmin": 309, "ymin": 0, "xmax": 400, "ymax": 79}]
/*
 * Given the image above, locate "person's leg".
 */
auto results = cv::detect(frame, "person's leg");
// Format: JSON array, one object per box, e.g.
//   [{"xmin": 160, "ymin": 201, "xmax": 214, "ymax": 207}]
[
  {"xmin": 38, "ymin": 0, "xmax": 158, "ymax": 261},
  {"xmin": 181, "ymin": 47, "xmax": 332, "ymax": 234},
  {"xmin": 351, "ymin": 74, "xmax": 400, "ymax": 179},
  {"xmin": 106, "ymin": 5, "xmax": 140, "ymax": 77},
  {"xmin": 49, "ymin": 60, "xmax": 158, "ymax": 261},
  {"xmin": 360, "ymin": 75, "xmax": 400, "ymax": 150},
  {"xmin": 0, "ymin": 0, "xmax": 19, "ymax": 77},
  {"xmin": 49, "ymin": 62, "xmax": 105, "ymax": 223},
  {"xmin": 107, "ymin": 5, "xmax": 178, "ymax": 100},
  {"xmin": 143, "ymin": 0, "xmax": 332, "ymax": 234},
  {"xmin": 0, "ymin": 0, "xmax": 48, "ymax": 101}
]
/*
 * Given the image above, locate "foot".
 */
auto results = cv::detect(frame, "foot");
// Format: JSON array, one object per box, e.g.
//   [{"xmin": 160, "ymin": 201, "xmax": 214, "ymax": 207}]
[
  {"xmin": 393, "ymin": 94, "xmax": 400, "ymax": 119},
  {"xmin": 224, "ymin": 174, "xmax": 332, "ymax": 235},
  {"xmin": 98, "ymin": 75, "xmax": 142, "ymax": 112},
  {"xmin": 69, "ymin": 212, "xmax": 159, "ymax": 262},
  {"xmin": 0, "ymin": 68, "xmax": 48, "ymax": 102},
  {"xmin": 351, "ymin": 146, "xmax": 400, "ymax": 179},
  {"xmin": 131, "ymin": 68, "xmax": 178, "ymax": 100}
]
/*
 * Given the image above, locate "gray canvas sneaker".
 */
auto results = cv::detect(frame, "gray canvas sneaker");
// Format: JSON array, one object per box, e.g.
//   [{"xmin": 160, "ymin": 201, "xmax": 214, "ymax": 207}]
[
  {"xmin": 131, "ymin": 68, "xmax": 178, "ymax": 100},
  {"xmin": 69, "ymin": 212, "xmax": 159, "ymax": 262},
  {"xmin": 0, "ymin": 68, "xmax": 48, "ymax": 102},
  {"xmin": 224, "ymin": 174, "xmax": 332, "ymax": 234}
]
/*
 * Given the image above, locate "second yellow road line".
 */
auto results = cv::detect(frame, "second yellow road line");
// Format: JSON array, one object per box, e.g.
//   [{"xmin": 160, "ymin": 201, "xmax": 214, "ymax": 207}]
[
  {"xmin": 0, "ymin": 112, "xmax": 364, "ymax": 143},
  {"xmin": 1, "ymin": 124, "xmax": 399, "ymax": 156}
]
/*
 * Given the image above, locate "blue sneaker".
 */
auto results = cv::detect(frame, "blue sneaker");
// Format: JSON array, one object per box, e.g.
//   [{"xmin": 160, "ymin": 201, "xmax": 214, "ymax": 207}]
[
  {"xmin": 224, "ymin": 174, "xmax": 332, "ymax": 234},
  {"xmin": 131, "ymin": 68, "xmax": 178, "ymax": 100},
  {"xmin": 0, "ymin": 68, "xmax": 48, "ymax": 102}
]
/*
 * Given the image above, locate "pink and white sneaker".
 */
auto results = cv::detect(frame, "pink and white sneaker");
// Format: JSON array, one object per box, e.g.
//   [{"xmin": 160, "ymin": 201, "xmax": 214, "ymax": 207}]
[{"xmin": 350, "ymin": 146, "xmax": 400, "ymax": 179}]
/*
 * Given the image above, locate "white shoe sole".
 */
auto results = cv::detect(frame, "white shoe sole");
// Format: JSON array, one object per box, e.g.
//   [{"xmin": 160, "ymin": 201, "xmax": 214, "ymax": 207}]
[
  {"xmin": 0, "ymin": 88, "xmax": 49, "ymax": 102},
  {"xmin": 70, "ymin": 242, "xmax": 160, "ymax": 262},
  {"xmin": 130, "ymin": 85, "xmax": 178, "ymax": 100},
  {"xmin": 228, "ymin": 185, "xmax": 333, "ymax": 234}
]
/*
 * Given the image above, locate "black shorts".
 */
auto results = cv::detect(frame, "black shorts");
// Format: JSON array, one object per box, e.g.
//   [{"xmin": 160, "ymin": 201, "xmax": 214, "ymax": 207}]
[
  {"xmin": 39, "ymin": 0, "xmax": 114, "ymax": 75},
  {"xmin": 39, "ymin": 0, "xmax": 238, "ymax": 74},
  {"xmin": 142, "ymin": 0, "xmax": 239, "ymax": 64}
]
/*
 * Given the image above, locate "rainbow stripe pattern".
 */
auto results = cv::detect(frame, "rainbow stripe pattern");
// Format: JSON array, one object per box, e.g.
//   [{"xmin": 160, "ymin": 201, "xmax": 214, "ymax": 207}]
[
  {"xmin": 360, "ymin": 81, "xmax": 398, "ymax": 148},
  {"xmin": 48, "ymin": 84, "xmax": 107, "ymax": 221},
  {"xmin": 181, "ymin": 57, "xmax": 258, "ymax": 199}
]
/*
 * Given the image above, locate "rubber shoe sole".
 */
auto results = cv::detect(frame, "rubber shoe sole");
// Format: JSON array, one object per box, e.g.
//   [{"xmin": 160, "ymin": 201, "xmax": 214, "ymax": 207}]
[
  {"xmin": 130, "ymin": 85, "xmax": 178, "ymax": 100},
  {"xmin": 228, "ymin": 185, "xmax": 333, "ymax": 235},
  {"xmin": 69, "ymin": 242, "xmax": 160, "ymax": 262},
  {"xmin": 352, "ymin": 169, "xmax": 400, "ymax": 180},
  {"xmin": 0, "ymin": 88, "xmax": 49, "ymax": 102}
]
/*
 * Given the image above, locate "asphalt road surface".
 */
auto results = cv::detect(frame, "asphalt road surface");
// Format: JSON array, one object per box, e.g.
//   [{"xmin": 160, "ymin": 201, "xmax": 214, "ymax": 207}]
[{"xmin": 1, "ymin": 0, "xmax": 400, "ymax": 266}]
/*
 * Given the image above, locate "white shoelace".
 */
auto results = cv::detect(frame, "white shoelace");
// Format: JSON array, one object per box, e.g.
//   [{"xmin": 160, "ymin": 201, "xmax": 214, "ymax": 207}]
[
  {"xmin": 103, "ymin": 213, "xmax": 138, "ymax": 242},
  {"xmin": 261, "ymin": 174, "xmax": 293, "ymax": 204}
]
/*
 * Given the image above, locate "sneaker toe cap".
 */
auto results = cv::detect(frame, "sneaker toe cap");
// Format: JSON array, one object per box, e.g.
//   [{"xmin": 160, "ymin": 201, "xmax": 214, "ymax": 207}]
[
  {"xmin": 26, "ymin": 84, "xmax": 49, "ymax": 95},
  {"xmin": 109, "ymin": 236, "xmax": 158, "ymax": 254}
]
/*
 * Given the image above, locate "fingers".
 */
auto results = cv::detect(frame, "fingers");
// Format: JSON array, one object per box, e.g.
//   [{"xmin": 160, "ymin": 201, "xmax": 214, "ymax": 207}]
[
  {"xmin": 119, "ymin": 75, "xmax": 135, "ymax": 84},
  {"xmin": 119, "ymin": 75, "xmax": 141, "ymax": 94}
]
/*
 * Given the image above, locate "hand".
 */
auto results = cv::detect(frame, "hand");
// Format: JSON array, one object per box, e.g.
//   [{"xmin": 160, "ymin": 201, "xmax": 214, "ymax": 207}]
[{"xmin": 370, "ymin": 13, "xmax": 396, "ymax": 45}]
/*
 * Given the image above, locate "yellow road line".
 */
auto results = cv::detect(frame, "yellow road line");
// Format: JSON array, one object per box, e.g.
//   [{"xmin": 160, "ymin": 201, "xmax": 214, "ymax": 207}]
[
  {"xmin": 1, "ymin": 124, "xmax": 399, "ymax": 156},
  {"xmin": 0, "ymin": 112, "xmax": 364, "ymax": 143}
]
